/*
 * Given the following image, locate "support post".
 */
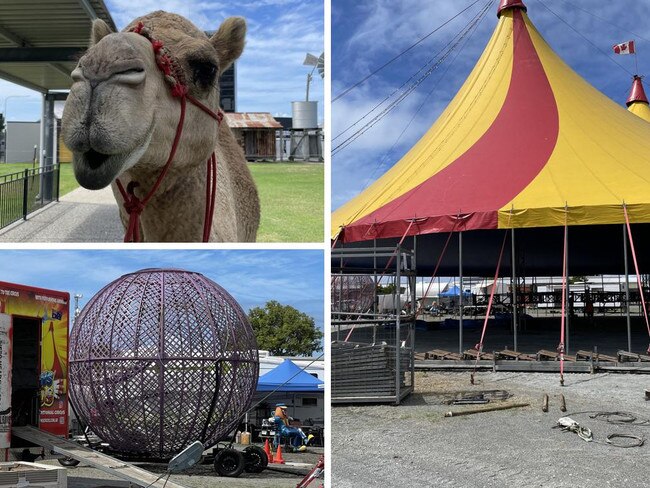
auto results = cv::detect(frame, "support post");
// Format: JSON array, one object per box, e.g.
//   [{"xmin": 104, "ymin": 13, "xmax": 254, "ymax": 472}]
[
  {"xmin": 565, "ymin": 225, "xmax": 570, "ymax": 355},
  {"xmin": 22, "ymin": 169, "xmax": 28, "ymax": 220},
  {"xmin": 373, "ymin": 239, "xmax": 377, "ymax": 344},
  {"xmin": 411, "ymin": 237, "xmax": 417, "ymax": 392},
  {"xmin": 395, "ymin": 248, "xmax": 402, "ymax": 405},
  {"xmin": 337, "ymin": 254, "xmax": 343, "ymax": 342},
  {"xmin": 459, "ymin": 231, "xmax": 463, "ymax": 354},
  {"xmin": 624, "ymin": 224, "xmax": 632, "ymax": 352},
  {"xmin": 512, "ymin": 228, "xmax": 518, "ymax": 352},
  {"xmin": 41, "ymin": 93, "xmax": 56, "ymax": 200}
]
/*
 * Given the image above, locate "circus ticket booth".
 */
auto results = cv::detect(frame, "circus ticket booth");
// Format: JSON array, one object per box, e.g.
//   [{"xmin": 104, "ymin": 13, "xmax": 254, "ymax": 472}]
[{"xmin": 0, "ymin": 281, "xmax": 69, "ymax": 461}]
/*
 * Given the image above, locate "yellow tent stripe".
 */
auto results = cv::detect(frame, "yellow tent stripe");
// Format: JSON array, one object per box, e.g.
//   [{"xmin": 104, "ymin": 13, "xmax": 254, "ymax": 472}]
[
  {"xmin": 332, "ymin": 13, "xmax": 517, "ymax": 238},
  {"xmin": 628, "ymin": 102, "xmax": 650, "ymax": 123},
  {"xmin": 497, "ymin": 14, "xmax": 650, "ymax": 228}
]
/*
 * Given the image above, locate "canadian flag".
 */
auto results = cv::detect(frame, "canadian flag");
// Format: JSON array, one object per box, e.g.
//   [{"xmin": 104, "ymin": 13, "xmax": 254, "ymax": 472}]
[{"xmin": 613, "ymin": 41, "xmax": 635, "ymax": 55}]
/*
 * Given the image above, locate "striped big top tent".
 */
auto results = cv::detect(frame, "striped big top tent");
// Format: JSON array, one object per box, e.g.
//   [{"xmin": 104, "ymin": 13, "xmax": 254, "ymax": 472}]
[{"xmin": 332, "ymin": 0, "xmax": 650, "ymax": 243}]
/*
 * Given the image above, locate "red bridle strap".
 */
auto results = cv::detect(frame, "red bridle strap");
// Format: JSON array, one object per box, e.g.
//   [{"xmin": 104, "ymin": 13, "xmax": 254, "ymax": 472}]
[{"xmin": 115, "ymin": 22, "xmax": 223, "ymax": 242}]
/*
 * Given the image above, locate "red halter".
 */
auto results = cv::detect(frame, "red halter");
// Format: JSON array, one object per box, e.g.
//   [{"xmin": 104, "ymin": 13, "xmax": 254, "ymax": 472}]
[{"xmin": 115, "ymin": 21, "xmax": 223, "ymax": 242}]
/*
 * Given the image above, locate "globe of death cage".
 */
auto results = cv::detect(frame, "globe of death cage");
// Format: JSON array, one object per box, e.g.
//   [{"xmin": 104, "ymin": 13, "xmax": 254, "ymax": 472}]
[{"xmin": 68, "ymin": 269, "xmax": 259, "ymax": 458}]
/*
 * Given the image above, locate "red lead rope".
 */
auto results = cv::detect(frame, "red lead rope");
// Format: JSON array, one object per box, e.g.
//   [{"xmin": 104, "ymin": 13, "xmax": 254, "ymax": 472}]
[{"xmin": 115, "ymin": 22, "xmax": 223, "ymax": 242}]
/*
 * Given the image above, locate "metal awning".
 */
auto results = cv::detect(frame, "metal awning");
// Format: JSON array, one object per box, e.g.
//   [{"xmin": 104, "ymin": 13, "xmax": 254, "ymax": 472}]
[{"xmin": 0, "ymin": 0, "xmax": 116, "ymax": 92}]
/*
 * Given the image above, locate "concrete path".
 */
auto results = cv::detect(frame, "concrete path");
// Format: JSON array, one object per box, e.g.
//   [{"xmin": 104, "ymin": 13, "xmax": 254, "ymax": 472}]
[{"xmin": 0, "ymin": 186, "xmax": 123, "ymax": 242}]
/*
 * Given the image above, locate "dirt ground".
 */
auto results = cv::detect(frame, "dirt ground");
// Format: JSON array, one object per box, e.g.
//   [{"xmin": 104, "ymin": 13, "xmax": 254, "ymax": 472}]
[
  {"xmin": 33, "ymin": 445, "xmax": 323, "ymax": 488},
  {"xmin": 332, "ymin": 370, "xmax": 650, "ymax": 487}
]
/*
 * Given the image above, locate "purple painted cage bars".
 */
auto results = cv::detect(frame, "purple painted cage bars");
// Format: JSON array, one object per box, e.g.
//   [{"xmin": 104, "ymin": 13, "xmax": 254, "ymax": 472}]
[
  {"xmin": 331, "ymin": 274, "xmax": 375, "ymax": 315},
  {"xmin": 69, "ymin": 268, "xmax": 259, "ymax": 459}
]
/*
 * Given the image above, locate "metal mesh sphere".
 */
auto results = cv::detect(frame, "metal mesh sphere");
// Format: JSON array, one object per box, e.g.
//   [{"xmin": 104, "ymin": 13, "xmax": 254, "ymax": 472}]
[
  {"xmin": 69, "ymin": 268, "xmax": 259, "ymax": 459},
  {"xmin": 331, "ymin": 275, "xmax": 375, "ymax": 314}
]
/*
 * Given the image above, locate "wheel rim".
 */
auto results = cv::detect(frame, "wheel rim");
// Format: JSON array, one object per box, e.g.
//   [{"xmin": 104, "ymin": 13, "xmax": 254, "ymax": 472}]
[{"xmin": 221, "ymin": 454, "xmax": 238, "ymax": 473}]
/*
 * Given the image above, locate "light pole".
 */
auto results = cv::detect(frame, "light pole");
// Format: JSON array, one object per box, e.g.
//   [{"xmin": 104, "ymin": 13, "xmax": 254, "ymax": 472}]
[{"xmin": 2, "ymin": 95, "xmax": 29, "ymax": 163}]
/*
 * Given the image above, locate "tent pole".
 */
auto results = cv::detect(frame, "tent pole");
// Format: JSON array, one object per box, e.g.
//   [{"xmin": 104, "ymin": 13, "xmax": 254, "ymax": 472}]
[
  {"xmin": 395, "ymin": 248, "xmax": 402, "ymax": 405},
  {"xmin": 373, "ymin": 239, "xmax": 378, "ymax": 345},
  {"xmin": 565, "ymin": 225, "xmax": 570, "ymax": 355},
  {"xmin": 411, "ymin": 236, "xmax": 417, "ymax": 393},
  {"xmin": 512, "ymin": 228, "xmax": 518, "ymax": 352},
  {"xmin": 459, "ymin": 231, "xmax": 464, "ymax": 355},
  {"xmin": 624, "ymin": 224, "xmax": 632, "ymax": 352},
  {"xmin": 338, "ymin": 253, "xmax": 343, "ymax": 342}
]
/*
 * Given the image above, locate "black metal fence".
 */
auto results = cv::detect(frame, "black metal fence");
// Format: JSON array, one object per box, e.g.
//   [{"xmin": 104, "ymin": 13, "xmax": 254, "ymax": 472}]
[{"xmin": 0, "ymin": 164, "xmax": 60, "ymax": 229}]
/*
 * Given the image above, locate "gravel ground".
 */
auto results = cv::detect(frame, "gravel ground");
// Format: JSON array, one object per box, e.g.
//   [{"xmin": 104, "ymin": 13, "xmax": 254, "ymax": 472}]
[
  {"xmin": 333, "ymin": 371, "xmax": 650, "ymax": 487},
  {"xmin": 32, "ymin": 446, "xmax": 323, "ymax": 488}
]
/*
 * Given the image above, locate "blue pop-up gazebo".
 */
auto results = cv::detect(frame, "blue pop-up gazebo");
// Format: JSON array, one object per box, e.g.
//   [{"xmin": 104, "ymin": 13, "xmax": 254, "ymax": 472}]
[
  {"xmin": 257, "ymin": 358, "xmax": 324, "ymax": 392},
  {"xmin": 440, "ymin": 285, "xmax": 471, "ymax": 298}
]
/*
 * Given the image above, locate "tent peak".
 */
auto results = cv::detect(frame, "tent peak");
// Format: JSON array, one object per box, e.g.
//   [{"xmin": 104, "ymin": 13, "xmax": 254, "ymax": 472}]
[
  {"xmin": 627, "ymin": 75, "xmax": 649, "ymax": 106},
  {"xmin": 497, "ymin": 0, "xmax": 527, "ymax": 18}
]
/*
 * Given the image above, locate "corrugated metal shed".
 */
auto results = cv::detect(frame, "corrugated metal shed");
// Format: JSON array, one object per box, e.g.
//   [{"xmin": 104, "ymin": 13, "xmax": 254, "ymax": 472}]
[
  {"xmin": 224, "ymin": 112, "xmax": 282, "ymax": 129},
  {"xmin": 0, "ymin": 0, "xmax": 115, "ymax": 91}
]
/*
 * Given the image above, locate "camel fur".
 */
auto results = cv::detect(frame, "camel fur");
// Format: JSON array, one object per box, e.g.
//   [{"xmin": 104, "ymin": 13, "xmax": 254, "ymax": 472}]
[{"xmin": 62, "ymin": 11, "xmax": 260, "ymax": 242}]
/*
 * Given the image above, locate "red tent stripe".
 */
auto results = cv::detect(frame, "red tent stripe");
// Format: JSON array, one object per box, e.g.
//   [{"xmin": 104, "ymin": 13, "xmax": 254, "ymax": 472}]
[{"xmin": 344, "ymin": 10, "xmax": 559, "ymax": 241}]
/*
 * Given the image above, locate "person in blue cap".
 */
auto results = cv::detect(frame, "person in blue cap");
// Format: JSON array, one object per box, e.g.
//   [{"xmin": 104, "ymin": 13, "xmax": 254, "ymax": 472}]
[{"xmin": 273, "ymin": 403, "xmax": 314, "ymax": 451}]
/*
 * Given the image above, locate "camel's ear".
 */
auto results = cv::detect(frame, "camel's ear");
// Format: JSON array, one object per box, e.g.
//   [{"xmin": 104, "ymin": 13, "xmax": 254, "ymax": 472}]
[
  {"xmin": 90, "ymin": 19, "xmax": 113, "ymax": 47},
  {"xmin": 210, "ymin": 17, "xmax": 246, "ymax": 72}
]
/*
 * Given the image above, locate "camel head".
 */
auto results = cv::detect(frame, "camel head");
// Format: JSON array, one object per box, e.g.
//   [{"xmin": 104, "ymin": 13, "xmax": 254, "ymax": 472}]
[{"xmin": 62, "ymin": 11, "xmax": 246, "ymax": 190}]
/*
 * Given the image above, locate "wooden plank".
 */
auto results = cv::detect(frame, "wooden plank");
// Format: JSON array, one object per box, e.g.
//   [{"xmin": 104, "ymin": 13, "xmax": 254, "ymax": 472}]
[
  {"xmin": 463, "ymin": 349, "xmax": 494, "ymax": 361},
  {"xmin": 537, "ymin": 349, "xmax": 558, "ymax": 360},
  {"xmin": 576, "ymin": 350, "xmax": 617, "ymax": 362},
  {"xmin": 12, "ymin": 426, "xmax": 187, "ymax": 488},
  {"xmin": 495, "ymin": 350, "xmax": 536, "ymax": 361},
  {"xmin": 618, "ymin": 350, "xmax": 650, "ymax": 362},
  {"xmin": 426, "ymin": 349, "xmax": 463, "ymax": 360}
]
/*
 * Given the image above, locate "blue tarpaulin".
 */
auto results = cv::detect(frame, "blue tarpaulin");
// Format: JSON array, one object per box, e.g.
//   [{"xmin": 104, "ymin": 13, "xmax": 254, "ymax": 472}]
[
  {"xmin": 257, "ymin": 358, "xmax": 324, "ymax": 392},
  {"xmin": 439, "ymin": 285, "xmax": 471, "ymax": 297}
]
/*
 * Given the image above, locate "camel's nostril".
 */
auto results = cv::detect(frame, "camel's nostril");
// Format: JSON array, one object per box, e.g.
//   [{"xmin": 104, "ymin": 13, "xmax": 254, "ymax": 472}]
[{"xmin": 85, "ymin": 149, "xmax": 111, "ymax": 169}]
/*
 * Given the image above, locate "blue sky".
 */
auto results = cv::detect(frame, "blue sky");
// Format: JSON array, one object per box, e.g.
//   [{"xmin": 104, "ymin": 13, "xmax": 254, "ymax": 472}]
[
  {"xmin": 0, "ymin": 0, "xmax": 323, "ymax": 121},
  {"xmin": 0, "ymin": 249, "xmax": 324, "ymax": 331},
  {"xmin": 332, "ymin": 0, "xmax": 650, "ymax": 209}
]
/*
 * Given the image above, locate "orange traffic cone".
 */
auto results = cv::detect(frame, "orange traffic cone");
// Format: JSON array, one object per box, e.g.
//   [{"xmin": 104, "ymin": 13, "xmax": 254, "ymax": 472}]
[
  {"xmin": 273, "ymin": 445, "xmax": 286, "ymax": 464},
  {"xmin": 264, "ymin": 439, "xmax": 273, "ymax": 463}
]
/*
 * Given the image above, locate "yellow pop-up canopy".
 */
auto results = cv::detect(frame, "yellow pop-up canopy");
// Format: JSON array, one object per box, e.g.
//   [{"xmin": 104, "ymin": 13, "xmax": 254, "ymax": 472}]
[{"xmin": 333, "ymin": 0, "xmax": 650, "ymax": 243}]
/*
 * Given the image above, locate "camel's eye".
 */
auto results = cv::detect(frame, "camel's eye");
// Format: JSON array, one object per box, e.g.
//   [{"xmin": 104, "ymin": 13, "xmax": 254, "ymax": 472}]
[{"xmin": 189, "ymin": 59, "xmax": 218, "ymax": 88}]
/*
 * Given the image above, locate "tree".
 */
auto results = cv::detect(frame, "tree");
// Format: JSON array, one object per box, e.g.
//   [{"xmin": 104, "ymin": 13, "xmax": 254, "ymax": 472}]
[
  {"xmin": 0, "ymin": 113, "xmax": 5, "ymax": 134},
  {"xmin": 248, "ymin": 300, "xmax": 323, "ymax": 356},
  {"xmin": 376, "ymin": 283, "xmax": 404, "ymax": 294}
]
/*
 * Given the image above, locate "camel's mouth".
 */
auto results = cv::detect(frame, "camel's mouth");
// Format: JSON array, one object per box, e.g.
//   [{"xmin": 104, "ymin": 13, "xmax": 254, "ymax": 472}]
[
  {"xmin": 85, "ymin": 149, "xmax": 111, "ymax": 170},
  {"xmin": 73, "ymin": 125, "xmax": 155, "ymax": 190},
  {"xmin": 74, "ymin": 151, "xmax": 129, "ymax": 190}
]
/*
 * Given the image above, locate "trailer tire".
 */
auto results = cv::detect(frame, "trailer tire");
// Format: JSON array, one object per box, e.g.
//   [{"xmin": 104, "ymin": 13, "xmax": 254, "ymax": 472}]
[
  {"xmin": 58, "ymin": 456, "xmax": 81, "ymax": 467},
  {"xmin": 243, "ymin": 445, "xmax": 268, "ymax": 473},
  {"xmin": 214, "ymin": 448, "xmax": 245, "ymax": 477}
]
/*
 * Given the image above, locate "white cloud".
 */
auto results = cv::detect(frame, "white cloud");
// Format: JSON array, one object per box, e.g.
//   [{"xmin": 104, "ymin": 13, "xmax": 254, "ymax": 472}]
[
  {"xmin": 0, "ymin": 249, "xmax": 324, "ymax": 328},
  {"xmin": 105, "ymin": 0, "xmax": 324, "ymax": 117}
]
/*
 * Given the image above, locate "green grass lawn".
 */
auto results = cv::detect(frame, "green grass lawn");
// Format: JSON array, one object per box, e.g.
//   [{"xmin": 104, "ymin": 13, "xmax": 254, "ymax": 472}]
[
  {"xmin": 1, "ymin": 161, "xmax": 324, "ymax": 242},
  {"xmin": 249, "ymin": 162, "xmax": 324, "ymax": 242},
  {"xmin": 0, "ymin": 162, "xmax": 78, "ymax": 197}
]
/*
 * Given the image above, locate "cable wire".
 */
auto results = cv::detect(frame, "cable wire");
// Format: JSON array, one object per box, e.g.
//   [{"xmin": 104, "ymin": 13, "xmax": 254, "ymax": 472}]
[
  {"xmin": 537, "ymin": 0, "xmax": 632, "ymax": 76},
  {"xmin": 562, "ymin": 2, "xmax": 650, "ymax": 44},
  {"xmin": 333, "ymin": 0, "xmax": 484, "ymax": 102},
  {"xmin": 356, "ymin": 5, "xmax": 486, "ymax": 190},
  {"xmin": 333, "ymin": 0, "xmax": 493, "ymax": 156}
]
